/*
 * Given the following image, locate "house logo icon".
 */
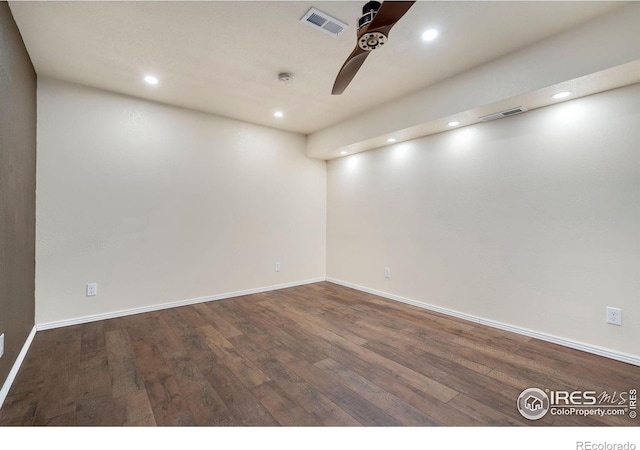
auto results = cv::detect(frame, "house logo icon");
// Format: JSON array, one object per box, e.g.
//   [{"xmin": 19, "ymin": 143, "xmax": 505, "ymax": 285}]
[
  {"xmin": 525, "ymin": 395, "xmax": 543, "ymax": 411},
  {"xmin": 517, "ymin": 388, "xmax": 550, "ymax": 420}
]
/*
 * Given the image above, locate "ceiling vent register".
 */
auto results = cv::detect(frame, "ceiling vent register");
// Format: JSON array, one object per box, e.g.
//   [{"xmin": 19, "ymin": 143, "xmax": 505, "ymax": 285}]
[
  {"xmin": 479, "ymin": 107, "xmax": 529, "ymax": 122},
  {"xmin": 301, "ymin": 7, "xmax": 349, "ymax": 37}
]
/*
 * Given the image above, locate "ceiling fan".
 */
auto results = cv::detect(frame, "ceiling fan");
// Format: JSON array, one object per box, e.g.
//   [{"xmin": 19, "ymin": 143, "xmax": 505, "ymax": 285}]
[{"xmin": 332, "ymin": 0, "xmax": 416, "ymax": 95}]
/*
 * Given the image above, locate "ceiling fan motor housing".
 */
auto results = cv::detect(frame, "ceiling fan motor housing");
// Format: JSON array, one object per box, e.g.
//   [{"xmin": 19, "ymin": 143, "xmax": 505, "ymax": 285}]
[
  {"xmin": 357, "ymin": 1, "xmax": 382, "ymax": 32},
  {"xmin": 357, "ymin": 1, "xmax": 386, "ymax": 51}
]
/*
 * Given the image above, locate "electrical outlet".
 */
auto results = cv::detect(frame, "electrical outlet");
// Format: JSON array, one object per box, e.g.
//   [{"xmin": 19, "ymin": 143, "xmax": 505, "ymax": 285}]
[
  {"xmin": 606, "ymin": 307, "xmax": 621, "ymax": 326},
  {"xmin": 384, "ymin": 267, "xmax": 391, "ymax": 278},
  {"xmin": 87, "ymin": 283, "xmax": 97, "ymax": 296},
  {"xmin": 0, "ymin": 333, "xmax": 4, "ymax": 359},
  {"xmin": 275, "ymin": 262, "xmax": 281, "ymax": 272}
]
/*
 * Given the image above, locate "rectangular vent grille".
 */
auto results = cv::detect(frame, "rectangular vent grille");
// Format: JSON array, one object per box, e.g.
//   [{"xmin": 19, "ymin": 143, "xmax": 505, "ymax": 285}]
[
  {"xmin": 479, "ymin": 106, "xmax": 528, "ymax": 122},
  {"xmin": 301, "ymin": 8, "xmax": 348, "ymax": 37},
  {"xmin": 479, "ymin": 107, "xmax": 528, "ymax": 122},
  {"xmin": 307, "ymin": 12, "xmax": 326, "ymax": 27},
  {"xmin": 502, "ymin": 108, "xmax": 525, "ymax": 116}
]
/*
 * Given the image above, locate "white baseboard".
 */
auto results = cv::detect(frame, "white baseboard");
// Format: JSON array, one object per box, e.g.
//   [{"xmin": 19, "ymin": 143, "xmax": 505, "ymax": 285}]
[
  {"xmin": 36, "ymin": 277, "xmax": 326, "ymax": 331},
  {"xmin": 0, "ymin": 325, "xmax": 37, "ymax": 410},
  {"xmin": 326, "ymin": 277, "xmax": 640, "ymax": 367}
]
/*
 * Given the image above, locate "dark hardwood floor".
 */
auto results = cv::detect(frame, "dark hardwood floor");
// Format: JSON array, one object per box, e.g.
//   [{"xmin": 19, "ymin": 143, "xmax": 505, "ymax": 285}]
[{"xmin": 1, "ymin": 282, "xmax": 638, "ymax": 426}]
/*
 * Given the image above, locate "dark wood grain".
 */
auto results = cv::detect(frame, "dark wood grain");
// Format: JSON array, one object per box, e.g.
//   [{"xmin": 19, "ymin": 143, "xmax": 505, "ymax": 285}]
[{"xmin": 1, "ymin": 282, "xmax": 638, "ymax": 426}]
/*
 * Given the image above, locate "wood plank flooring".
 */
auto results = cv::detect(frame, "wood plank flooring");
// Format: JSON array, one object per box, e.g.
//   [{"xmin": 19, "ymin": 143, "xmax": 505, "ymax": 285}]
[{"xmin": 1, "ymin": 282, "xmax": 639, "ymax": 426}]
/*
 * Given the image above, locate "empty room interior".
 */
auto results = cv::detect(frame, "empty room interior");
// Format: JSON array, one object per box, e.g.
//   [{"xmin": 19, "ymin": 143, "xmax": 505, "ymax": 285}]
[{"xmin": 1, "ymin": 0, "xmax": 639, "ymax": 434}]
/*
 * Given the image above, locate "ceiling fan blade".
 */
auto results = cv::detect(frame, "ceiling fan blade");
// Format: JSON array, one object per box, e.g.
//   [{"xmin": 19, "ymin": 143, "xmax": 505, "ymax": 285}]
[
  {"xmin": 367, "ymin": 1, "xmax": 415, "ymax": 32},
  {"xmin": 331, "ymin": 46, "xmax": 370, "ymax": 95}
]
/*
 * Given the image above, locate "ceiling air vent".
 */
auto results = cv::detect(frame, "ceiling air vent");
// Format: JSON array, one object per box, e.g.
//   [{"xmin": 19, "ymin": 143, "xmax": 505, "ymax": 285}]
[
  {"xmin": 479, "ymin": 107, "xmax": 528, "ymax": 122},
  {"xmin": 301, "ymin": 8, "xmax": 349, "ymax": 37}
]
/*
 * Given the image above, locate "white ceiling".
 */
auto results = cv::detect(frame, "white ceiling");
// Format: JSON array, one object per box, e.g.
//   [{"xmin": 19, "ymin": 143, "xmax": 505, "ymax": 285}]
[{"xmin": 8, "ymin": 1, "xmax": 630, "ymax": 137}]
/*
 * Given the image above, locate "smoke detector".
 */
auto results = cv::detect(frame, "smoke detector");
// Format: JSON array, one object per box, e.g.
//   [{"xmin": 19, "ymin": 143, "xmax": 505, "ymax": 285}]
[{"xmin": 278, "ymin": 72, "xmax": 293, "ymax": 84}]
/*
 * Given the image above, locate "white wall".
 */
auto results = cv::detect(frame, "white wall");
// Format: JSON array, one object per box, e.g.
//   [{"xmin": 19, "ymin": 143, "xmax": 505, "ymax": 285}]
[
  {"xmin": 36, "ymin": 77, "xmax": 326, "ymax": 325},
  {"xmin": 327, "ymin": 83, "xmax": 640, "ymax": 358}
]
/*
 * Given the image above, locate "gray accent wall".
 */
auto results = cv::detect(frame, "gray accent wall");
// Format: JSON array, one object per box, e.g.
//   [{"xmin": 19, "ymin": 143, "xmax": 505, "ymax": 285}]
[{"xmin": 0, "ymin": 1, "xmax": 36, "ymax": 387}]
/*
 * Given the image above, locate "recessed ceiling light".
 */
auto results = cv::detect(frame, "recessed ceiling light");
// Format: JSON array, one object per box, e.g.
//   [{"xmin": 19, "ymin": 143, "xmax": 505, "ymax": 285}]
[
  {"xmin": 340, "ymin": 151, "xmax": 348, "ymax": 155},
  {"xmin": 552, "ymin": 91, "xmax": 572, "ymax": 99},
  {"xmin": 421, "ymin": 29, "xmax": 439, "ymax": 41},
  {"xmin": 448, "ymin": 121, "xmax": 460, "ymax": 127},
  {"xmin": 274, "ymin": 111, "xmax": 284, "ymax": 118},
  {"xmin": 144, "ymin": 75, "xmax": 159, "ymax": 85},
  {"xmin": 387, "ymin": 138, "xmax": 397, "ymax": 143}
]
